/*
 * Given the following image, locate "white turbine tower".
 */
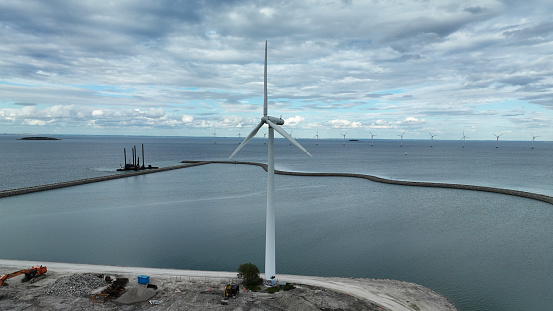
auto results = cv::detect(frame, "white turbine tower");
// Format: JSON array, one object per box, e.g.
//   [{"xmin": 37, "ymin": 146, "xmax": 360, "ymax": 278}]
[
  {"xmin": 213, "ymin": 130, "xmax": 216, "ymax": 144},
  {"xmin": 314, "ymin": 130, "xmax": 320, "ymax": 145},
  {"xmin": 370, "ymin": 131, "xmax": 376, "ymax": 146},
  {"xmin": 398, "ymin": 132, "xmax": 405, "ymax": 147},
  {"xmin": 229, "ymin": 41, "xmax": 312, "ymax": 284},
  {"xmin": 429, "ymin": 132, "xmax": 437, "ymax": 147},
  {"xmin": 461, "ymin": 131, "xmax": 469, "ymax": 148},
  {"xmin": 493, "ymin": 133, "xmax": 503, "ymax": 148}
]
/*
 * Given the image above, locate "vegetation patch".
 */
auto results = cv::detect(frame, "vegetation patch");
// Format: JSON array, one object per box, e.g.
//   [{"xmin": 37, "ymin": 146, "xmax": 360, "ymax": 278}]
[
  {"xmin": 282, "ymin": 283, "xmax": 296, "ymax": 291},
  {"xmin": 245, "ymin": 284, "xmax": 262, "ymax": 291},
  {"xmin": 265, "ymin": 286, "xmax": 280, "ymax": 293}
]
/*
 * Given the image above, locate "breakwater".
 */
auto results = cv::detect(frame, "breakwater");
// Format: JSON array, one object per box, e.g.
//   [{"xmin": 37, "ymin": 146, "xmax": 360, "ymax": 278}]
[
  {"xmin": 0, "ymin": 162, "xmax": 208, "ymax": 198},
  {"xmin": 2, "ymin": 160, "xmax": 552, "ymax": 206},
  {"xmin": 183, "ymin": 160, "xmax": 553, "ymax": 206}
]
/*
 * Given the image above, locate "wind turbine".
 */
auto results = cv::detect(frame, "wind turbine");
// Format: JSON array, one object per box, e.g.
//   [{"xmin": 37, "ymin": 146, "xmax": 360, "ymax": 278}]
[
  {"xmin": 341, "ymin": 132, "xmax": 347, "ymax": 146},
  {"xmin": 461, "ymin": 131, "xmax": 469, "ymax": 148},
  {"xmin": 429, "ymin": 132, "xmax": 436, "ymax": 147},
  {"xmin": 213, "ymin": 130, "xmax": 217, "ymax": 144},
  {"xmin": 397, "ymin": 132, "xmax": 405, "ymax": 147},
  {"xmin": 532, "ymin": 134, "xmax": 539, "ymax": 149},
  {"xmin": 314, "ymin": 130, "xmax": 320, "ymax": 145},
  {"xmin": 370, "ymin": 131, "xmax": 376, "ymax": 146},
  {"xmin": 229, "ymin": 41, "xmax": 312, "ymax": 285},
  {"xmin": 493, "ymin": 133, "xmax": 503, "ymax": 148},
  {"xmin": 263, "ymin": 132, "xmax": 267, "ymax": 144}
]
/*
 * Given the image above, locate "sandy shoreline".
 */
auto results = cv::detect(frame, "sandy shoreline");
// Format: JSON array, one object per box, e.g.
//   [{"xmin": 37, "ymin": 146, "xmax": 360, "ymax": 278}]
[{"xmin": 1, "ymin": 259, "xmax": 458, "ymax": 310}]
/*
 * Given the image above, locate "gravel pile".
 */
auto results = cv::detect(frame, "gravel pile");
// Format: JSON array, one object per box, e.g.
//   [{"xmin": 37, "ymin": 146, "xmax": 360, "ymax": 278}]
[{"xmin": 45, "ymin": 273, "xmax": 107, "ymax": 297}]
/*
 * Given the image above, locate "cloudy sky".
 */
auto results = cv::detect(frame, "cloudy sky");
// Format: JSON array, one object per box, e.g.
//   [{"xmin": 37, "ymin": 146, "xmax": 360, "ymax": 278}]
[{"xmin": 1, "ymin": 0, "xmax": 552, "ymax": 140}]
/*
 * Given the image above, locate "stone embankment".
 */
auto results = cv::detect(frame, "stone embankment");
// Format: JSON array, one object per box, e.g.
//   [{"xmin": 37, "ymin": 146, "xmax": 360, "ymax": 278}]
[
  {"xmin": 183, "ymin": 160, "xmax": 553, "ymax": 206},
  {"xmin": 2, "ymin": 160, "xmax": 552, "ymax": 207},
  {"xmin": 0, "ymin": 162, "xmax": 208, "ymax": 198}
]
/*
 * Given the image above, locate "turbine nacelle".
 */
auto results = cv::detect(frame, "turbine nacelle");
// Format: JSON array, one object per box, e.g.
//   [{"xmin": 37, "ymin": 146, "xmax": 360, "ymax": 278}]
[{"xmin": 262, "ymin": 116, "xmax": 284, "ymax": 125}]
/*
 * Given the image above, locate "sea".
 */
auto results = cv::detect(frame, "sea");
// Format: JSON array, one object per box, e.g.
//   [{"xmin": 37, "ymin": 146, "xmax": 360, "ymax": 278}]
[{"xmin": 1, "ymin": 134, "xmax": 552, "ymax": 311}]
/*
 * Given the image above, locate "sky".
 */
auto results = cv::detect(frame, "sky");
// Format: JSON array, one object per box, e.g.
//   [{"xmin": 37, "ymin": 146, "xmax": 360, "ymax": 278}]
[{"xmin": 1, "ymin": 0, "xmax": 552, "ymax": 140}]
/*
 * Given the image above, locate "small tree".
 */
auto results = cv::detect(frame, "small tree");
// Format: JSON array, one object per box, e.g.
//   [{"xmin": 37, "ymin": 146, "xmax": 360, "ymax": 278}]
[{"xmin": 237, "ymin": 262, "xmax": 263, "ymax": 286}]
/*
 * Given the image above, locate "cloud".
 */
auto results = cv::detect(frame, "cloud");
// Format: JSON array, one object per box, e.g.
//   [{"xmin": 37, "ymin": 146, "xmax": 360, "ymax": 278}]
[
  {"xmin": 284, "ymin": 115, "xmax": 305, "ymax": 126},
  {"xmin": 181, "ymin": 115, "xmax": 194, "ymax": 123},
  {"xmin": 0, "ymin": 0, "xmax": 552, "ymax": 139},
  {"xmin": 326, "ymin": 119, "xmax": 363, "ymax": 129},
  {"xmin": 464, "ymin": 6, "xmax": 487, "ymax": 14}
]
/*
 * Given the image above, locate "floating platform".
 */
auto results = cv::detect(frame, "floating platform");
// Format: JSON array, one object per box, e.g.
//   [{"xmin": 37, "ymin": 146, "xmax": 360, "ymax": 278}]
[
  {"xmin": 117, "ymin": 164, "xmax": 159, "ymax": 171},
  {"xmin": 117, "ymin": 144, "xmax": 158, "ymax": 171}
]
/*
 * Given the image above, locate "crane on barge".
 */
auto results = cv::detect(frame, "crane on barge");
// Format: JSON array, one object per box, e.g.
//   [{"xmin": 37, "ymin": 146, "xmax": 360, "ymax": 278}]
[{"xmin": 117, "ymin": 144, "xmax": 158, "ymax": 171}]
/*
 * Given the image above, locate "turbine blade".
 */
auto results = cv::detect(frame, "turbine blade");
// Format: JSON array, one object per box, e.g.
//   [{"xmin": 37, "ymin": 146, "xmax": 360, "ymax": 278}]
[
  {"xmin": 263, "ymin": 40, "xmax": 268, "ymax": 117},
  {"xmin": 267, "ymin": 119, "xmax": 313, "ymax": 157},
  {"xmin": 229, "ymin": 121, "xmax": 264, "ymax": 159}
]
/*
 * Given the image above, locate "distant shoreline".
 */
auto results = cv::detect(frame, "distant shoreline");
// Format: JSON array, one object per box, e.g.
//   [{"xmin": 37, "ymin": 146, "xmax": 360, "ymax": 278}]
[{"xmin": 18, "ymin": 136, "xmax": 60, "ymax": 140}]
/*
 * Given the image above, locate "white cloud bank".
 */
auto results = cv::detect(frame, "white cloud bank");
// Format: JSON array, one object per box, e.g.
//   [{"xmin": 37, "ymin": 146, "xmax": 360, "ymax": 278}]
[{"xmin": 0, "ymin": 0, "xmax": 552, "ymax": 140}]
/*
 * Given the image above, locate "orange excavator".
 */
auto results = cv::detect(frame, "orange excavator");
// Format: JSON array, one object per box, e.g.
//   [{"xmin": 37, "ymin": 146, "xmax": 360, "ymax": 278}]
[{"xmin": 0, "ymin": 265, "xmax": 47, "ymax": 287}]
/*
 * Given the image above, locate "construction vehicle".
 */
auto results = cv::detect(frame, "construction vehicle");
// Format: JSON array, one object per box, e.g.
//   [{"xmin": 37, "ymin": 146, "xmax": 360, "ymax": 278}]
[
  {"xmin": 224, "ymin": 283, "xmax": 239, "ymax": 299},
  {"xmin": 0, "ymin": 265, "xmax": 47, "ymax": 287},
  {"xmin": 90, "ymin": 277, "xmax": 128, "ymax": 303}
]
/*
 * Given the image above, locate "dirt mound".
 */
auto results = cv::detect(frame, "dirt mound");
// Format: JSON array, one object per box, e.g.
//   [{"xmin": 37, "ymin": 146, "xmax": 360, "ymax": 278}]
[{"xmin": 115, "ymin": 285, "xmax": 156, "ymax": 304}]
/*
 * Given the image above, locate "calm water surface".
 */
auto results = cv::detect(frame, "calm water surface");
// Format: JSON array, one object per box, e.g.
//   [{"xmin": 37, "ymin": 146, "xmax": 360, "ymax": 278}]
[{"xmin": 1, "ymin": 135, "xmax": 552, "ymax": 311}]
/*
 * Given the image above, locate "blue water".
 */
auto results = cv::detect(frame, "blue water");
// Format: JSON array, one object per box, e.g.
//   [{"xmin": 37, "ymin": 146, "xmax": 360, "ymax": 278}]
[{"xmin": 1, "ymin": 134, "xmax": 552, "ymax": 311}]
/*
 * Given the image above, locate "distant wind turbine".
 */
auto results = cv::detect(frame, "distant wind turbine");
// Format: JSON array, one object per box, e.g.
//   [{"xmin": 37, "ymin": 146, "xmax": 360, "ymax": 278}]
[
  {"xmin": 229, "ymin": 41, "xmax": 312, "ymax": 285},
  {"xmin": 341, "ymin": 132, "xmax": 347, "ymax": 146},
  {"xmin": 397, "ymin": 132, "xmax": 405, "ymax": 147},
  {"xmin": 370, "ymin": 131, "xmax": 376, "ymax": 146},
  {"xmin": 461, "ymin": 131, "xmax": 469, "ymax": 148},
  {"xmin": 213, "ymin": 130, "xmax": 216, "ymax": 144},
  {"xmin": 532, "ymin": 134, "xmax": 539, "ymax": 149},
  {"xmin": 263, "ymin": 132, "xmax": 267, "ymax": 144},
  {"xmin": 429, "ymin": 132, "xmax": 437, "ymax": 147},
  {"xmin": 314, "ymin": 130, "xmax": 320, "ymax": 145},
  {"xmin": 493, "ymin": 133, "xmax": 503, "ymax": 148}
]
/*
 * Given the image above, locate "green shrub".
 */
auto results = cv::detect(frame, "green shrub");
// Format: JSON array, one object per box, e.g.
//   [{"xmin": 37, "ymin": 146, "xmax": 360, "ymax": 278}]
[{"xmin": 237, "ymin": 263, "xmax": 263, "ymax": 286}]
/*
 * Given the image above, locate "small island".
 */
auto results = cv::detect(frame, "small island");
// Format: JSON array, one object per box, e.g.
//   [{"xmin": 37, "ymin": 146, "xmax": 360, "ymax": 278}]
[{"xmin": 18, "ymin": 136, "xmax": 61, "ymax": 141}]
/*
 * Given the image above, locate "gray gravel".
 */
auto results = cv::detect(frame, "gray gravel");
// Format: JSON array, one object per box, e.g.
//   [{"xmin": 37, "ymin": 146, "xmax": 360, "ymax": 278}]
[{"xmin": 45, "ymin": 273, "xmax": 107, "ymax": 297}]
